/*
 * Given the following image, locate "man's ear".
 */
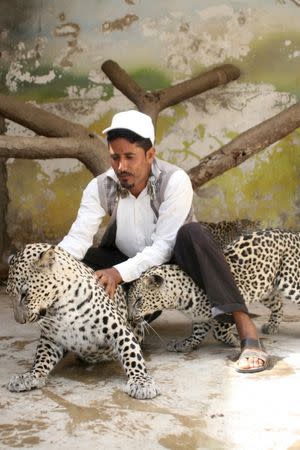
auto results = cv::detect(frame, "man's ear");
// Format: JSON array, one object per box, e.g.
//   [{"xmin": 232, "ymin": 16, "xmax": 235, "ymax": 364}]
[
  {"xmin": 35, "ymin": 246, "xmax": 56, "ymax": 271},
  {"xmin": 146, "ymin": 147, "xmax": 156, "ymax": 163}
]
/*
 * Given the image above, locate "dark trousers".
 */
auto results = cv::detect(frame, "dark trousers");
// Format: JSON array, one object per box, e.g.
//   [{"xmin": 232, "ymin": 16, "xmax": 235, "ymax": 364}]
[
  {"xmin": 172, "ymin": 223, "xmax": 248, "ymax": 319},
  {"xmin": 82, "ymin": 222, "xmax": 248, "ymax": 319},
  {"xmin": 82, "ymin": 246, "xmax": 128, "ymax": 270}
]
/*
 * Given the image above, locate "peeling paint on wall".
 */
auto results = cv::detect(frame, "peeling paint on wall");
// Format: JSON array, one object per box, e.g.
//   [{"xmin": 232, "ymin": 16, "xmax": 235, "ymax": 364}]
[
  {"xmin": 6, "ymin": 160, "xmax": 92, "ymax": 247},
  {"xmin": 102, "ymin": 14, "xmax": 139, "ymax": 32},
  {"xmin": 54, "ymin": 18, "xmax": 83, "ymax": 68},
  {"xmin": 1, "ymin": 0, "xmax": 300, "ymax": 248}
]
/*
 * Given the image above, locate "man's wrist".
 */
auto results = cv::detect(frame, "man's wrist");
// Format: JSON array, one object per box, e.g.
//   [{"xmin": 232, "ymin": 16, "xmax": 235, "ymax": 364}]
[{"xmin": 111, "ymin": 267, "xmax": 123, "ymax": 284}]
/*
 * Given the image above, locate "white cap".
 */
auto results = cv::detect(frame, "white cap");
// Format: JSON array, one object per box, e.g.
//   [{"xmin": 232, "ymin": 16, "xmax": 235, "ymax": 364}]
[{"xmin": 102, "ymin": 110, "xmax": 155, "ymax": 145}]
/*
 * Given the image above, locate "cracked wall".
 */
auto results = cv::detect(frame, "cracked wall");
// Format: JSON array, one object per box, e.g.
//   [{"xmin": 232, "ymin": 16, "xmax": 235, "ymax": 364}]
[{"xmin": 0, "ymin": 0, "xmax": 300, "ymax": 249}]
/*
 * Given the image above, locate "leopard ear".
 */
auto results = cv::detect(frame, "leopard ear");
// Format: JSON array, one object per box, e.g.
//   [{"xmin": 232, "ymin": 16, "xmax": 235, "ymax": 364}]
[
  {"xmin": 144, "ymin": 274, "xmax": 164, "ymax": 289},
  {"xmin": 8, "ymin": 254, "xmax": 16, "ymax": 265},
  {"xmin": 35, "ymin": 246, "xmax": 56, "ymax": 270}
]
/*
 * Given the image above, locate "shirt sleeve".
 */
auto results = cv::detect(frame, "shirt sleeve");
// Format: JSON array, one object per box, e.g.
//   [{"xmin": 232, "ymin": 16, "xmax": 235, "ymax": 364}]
[
  {"xmin": 114, "ymin": 170, "xmax": 194, "ymax": 282},
  {"xmin": 58, "ymin": 178, "xmax": 106, "ymax": 260}
]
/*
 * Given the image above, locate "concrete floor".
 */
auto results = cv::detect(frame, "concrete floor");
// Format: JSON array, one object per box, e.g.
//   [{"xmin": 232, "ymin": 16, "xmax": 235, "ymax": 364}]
[{"xmin": 1, "ymin": 285, "xmax": 300, "ymax": 450}]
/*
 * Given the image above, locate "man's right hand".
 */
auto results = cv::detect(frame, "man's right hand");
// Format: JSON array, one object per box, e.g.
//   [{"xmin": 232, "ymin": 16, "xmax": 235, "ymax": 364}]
[{"xmin": 94, "ymin": 267, "xmax": 123, "ymax": 298}]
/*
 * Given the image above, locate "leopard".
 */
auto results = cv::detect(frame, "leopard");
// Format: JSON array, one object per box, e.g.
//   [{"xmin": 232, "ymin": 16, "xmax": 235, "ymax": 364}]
[
  {"xmin": 128, "ymin": 228, "xmax": 300, "ymax": 353},
  {"xmin": 200, "ymin": 219, "xmax": 261, "ymax": 249},
  {"xmin": 6, "ymin": 243, "xmax": 159, "ymax": 399}
]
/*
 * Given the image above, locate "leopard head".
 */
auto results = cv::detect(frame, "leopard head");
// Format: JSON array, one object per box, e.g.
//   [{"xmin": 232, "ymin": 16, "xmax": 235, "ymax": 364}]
[
  {"xmin": 7, "ymin": 244, "xmax": 61, "ymax": 324},
  {"xmin": 128, "ymin": 271, "xmax": 166, "ymax": 322}
]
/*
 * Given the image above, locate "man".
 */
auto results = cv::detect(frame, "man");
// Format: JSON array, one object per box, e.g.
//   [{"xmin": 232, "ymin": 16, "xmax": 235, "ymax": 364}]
[{"xmin": 59, "ymin": 109, "xmax": 268, "ymax": 373}]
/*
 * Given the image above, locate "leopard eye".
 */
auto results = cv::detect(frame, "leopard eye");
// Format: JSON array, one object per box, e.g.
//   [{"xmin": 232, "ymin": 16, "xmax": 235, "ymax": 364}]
[{"xmin": 134, "ymin": 297, "xmax": 142, "ymax": 307}]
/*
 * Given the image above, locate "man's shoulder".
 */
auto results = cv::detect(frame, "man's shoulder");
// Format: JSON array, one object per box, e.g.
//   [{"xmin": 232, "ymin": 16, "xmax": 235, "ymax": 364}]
[
  {"xmin": 153, "ymin": 158, "xmax": 192, "ymax": 205},
  {"xmin": 154, "ymin": 157, "xmax": 181, "ymax": 173},
  {"xmin": 154, "ymin": 158, "xmax": 190, "ymax": 184},
  {"xmin": 154, "ymin": 158, "xmax": 190, "ymax": 182},
  {"xmin": 95, "ymin": 167, "xmax": 116, "ymax": 182}
]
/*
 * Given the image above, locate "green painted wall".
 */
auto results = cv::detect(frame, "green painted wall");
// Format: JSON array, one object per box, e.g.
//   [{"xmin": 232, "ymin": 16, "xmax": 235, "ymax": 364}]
[{"xmin": 1, "ymin": 0, "xmax": 299, "ymax": 248}]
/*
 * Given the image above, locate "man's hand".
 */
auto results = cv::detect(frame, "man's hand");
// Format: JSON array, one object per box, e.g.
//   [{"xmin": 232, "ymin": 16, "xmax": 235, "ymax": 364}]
[{"xmin": 94, "ymin": 267, "xmax": 123, "ymax": 298}]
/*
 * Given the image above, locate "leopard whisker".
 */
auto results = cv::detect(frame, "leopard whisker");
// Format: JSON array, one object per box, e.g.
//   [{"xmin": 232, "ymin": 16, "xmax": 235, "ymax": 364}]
[{"xmin": 143, "ymin": 321, "xmax": 165, "ymax": 343}]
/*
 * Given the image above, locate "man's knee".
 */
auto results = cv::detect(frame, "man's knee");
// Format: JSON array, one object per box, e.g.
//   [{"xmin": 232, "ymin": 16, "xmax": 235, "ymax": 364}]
[
  {"xmin": 176, "ymin": 222, "xmax": 210, "ymax": 244},
  {"xmin": 82, "ymin": 247, "xmax": 99, "ymax": 270}
]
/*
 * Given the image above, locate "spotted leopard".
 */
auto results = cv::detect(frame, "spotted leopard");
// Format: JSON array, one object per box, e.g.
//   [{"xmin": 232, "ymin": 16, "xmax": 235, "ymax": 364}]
[
  {"xmin": 128, "ymin": 229, "xmax": 300, "ymax": 352},
  {"xmin": 6, "ymin": 243, "xmax": 159, "ymax": 399}
]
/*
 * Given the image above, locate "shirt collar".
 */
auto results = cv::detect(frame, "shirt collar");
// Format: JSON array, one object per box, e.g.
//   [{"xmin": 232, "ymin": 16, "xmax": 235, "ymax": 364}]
[{"xmin": 149, "ymin": 158, "xmax": 161, "ymax": 181}]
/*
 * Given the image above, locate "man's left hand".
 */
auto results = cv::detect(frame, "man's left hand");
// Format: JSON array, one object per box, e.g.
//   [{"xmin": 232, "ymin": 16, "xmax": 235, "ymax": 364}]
[{"xmin": 94, "ymin": 267, "xmax": 123, "ymax": 298}]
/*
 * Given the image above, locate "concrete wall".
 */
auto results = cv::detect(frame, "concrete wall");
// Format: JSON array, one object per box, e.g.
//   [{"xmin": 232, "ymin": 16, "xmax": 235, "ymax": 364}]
[{"xmin": 1, "ymin": 0, "xmax": 300, "ymax": 249}]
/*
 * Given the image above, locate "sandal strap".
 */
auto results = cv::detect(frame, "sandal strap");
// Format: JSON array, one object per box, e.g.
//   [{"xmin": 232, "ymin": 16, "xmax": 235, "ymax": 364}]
[{"xmin": 240, "ymin": 338, "xmax": 262, "ymax": 350}]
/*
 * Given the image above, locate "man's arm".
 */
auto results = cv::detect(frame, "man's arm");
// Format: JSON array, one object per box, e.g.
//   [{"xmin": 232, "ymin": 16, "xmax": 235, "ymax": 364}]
[
  {"xmin": 59, "ymin": 178, "xmax": 106, "ymax": 259},
  {"xmin": 59, "ymin": 178, "xmax": 120, "ymax": 297},
  {"xmin": 113, "ymin": 170, "xmax": 194, "ymax": 283}
]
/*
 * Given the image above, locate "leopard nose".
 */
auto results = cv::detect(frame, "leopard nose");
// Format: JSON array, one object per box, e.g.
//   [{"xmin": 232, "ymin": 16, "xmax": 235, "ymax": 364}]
[
  {"xmin": 39, "ymin": 308, "xmax": 47, "ymax": 318},
  {"xmin": 132, "ymin": 312, "xmax": 143, "ymax": 321},
  {"xmin": 21, "ymin": 285, "xmax": 28, "ymax": 294}
]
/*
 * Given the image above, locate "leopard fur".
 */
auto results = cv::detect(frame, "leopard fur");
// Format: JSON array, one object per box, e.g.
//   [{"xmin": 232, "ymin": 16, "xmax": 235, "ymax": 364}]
[
  {"xmin": 128, "ymin": 229, "xmax": 300, "ymax": 352},
  {"xmin": 6, "ymin": 243, "xmax": 159, "ymax": 399},
  {"xmin": 200, "ymin": 219, "xmax": 261, "ymax": 249}
]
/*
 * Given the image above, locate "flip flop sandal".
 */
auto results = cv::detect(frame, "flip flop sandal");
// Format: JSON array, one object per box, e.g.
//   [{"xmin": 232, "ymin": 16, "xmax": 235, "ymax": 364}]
[{"xmin": 235, "ymin": 338, "xmax": 268, "ymax": 373}]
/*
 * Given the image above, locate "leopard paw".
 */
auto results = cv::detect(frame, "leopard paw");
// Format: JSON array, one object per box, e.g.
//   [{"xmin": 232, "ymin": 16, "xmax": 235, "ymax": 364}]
[
  {"xmin": 261, "ymin": 322, "xmax": 279, "ymax": 335},
  {"xmin": 7, "ymin": 372, "xmax": 47, "ymax": 392},
  {"xmin": 124, "ymin": 375, "xmax": 160, "ymax": 399},
  {"xmin": 166, "ymin": 339, "xmax": 195, "ymax": 353}
]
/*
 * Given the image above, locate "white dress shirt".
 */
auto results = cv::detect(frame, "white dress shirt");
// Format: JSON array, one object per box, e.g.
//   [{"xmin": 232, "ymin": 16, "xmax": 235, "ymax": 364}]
[{"xmin": 59, "ymin": 163, "xmax": 193, "ymax": 282}]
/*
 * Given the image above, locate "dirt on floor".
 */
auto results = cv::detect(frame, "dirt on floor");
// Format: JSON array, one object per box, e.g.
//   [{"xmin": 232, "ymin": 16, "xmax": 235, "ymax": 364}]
[{"xmin": 0, "ymin": 286, "xmax": 300, "ymax": 450}]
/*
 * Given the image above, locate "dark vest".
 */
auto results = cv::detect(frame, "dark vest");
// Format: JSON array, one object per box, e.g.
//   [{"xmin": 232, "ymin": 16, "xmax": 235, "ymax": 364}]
[{"xmin": 96, "ymin": 158, "xmax": 195, "ymax": 247}]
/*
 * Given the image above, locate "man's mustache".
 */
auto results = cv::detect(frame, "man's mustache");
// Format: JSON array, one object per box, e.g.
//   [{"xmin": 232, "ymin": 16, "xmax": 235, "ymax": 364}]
[{"xmin": 117, "ymin": 171, "xmax": 133, "ymax": 177}]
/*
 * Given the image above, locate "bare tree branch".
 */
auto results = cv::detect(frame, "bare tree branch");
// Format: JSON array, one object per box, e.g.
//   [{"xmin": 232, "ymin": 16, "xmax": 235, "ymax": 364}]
[
  {"xmin": 0, "ymin": 94, "xmax": 89, "ymax": 138},
  {"xmin": 101, "ymin": 60, "xmax": 240, "ymax": 122},
  {"xmin": 1, "ymin": 58, "xmax": 300, "ymax": 261},
  {"xmin": 0, "ymin": 135, "xmax": 110, "ymax": 176},
  {"xmin": 102, "ymin": 60, "xmax": 146, "ymax": 107},
  {"xmin": 188, "ymin": 101, "xmax": 300, "ymax": 192},
  {"xmin": 157, "ymin": 65, "xmax": 241, "ymax": 111}
]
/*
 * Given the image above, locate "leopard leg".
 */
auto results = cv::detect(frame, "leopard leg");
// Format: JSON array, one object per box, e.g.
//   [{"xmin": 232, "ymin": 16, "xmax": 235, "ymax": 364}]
[
  {"xmin": 261, "ymin": 293, "xmax": 283, "ymax": 334},
  {"xmin": 108, "ymin": 324, "xmax": 159, "ymax": 399},
  {"xmin": 212, "ymin": 321, "xmax": 239, "ymax": 347},
  {"xmin": 129, "ymin": 320, "xmax": 145, "ymax": 345},
  {"xmin": 82, "ymin": 321, "xmax": 145, "ymax": 364},
  {"xmin": 166, "ymin": 321, "xmax": 212, "ymax": 352},
  {"xmin": 7, "ymin": 335, "xmax": 65, "ymax": 392}
]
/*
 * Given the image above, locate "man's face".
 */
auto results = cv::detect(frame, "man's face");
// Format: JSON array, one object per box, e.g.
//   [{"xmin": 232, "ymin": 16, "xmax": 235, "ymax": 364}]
[{"xmin": 109, "ymin": 138, "xmax": 155, "ymax": 197}]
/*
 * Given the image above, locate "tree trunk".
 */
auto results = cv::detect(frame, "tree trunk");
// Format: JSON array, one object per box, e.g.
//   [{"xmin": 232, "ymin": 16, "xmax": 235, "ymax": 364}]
[
  {"xmin": 0, "ymin": 116, "xmax": 9, "ymax": 278},
  {"xmin": 0, "ymin": 59, "xmax": 299, "ymax": 274},
  {"xmin": 0, "ymin": 61, "xmax": 241, "ymax": 176}
]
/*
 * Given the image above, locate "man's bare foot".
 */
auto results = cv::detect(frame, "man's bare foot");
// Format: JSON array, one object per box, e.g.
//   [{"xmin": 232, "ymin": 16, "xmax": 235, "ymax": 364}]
[
  {"xmin": 236, "ymin": 338, "xmax": 268, "ymax": 373},
  {"xmin": 232, "ymin": 311, "xmax": 268, "ymax": 372}
]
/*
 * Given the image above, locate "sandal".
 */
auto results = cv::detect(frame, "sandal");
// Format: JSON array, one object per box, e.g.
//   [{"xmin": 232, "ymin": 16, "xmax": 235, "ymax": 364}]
[{"xmin": 235, "ymin": 338, "xmax": 268, "ymax": 373}]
